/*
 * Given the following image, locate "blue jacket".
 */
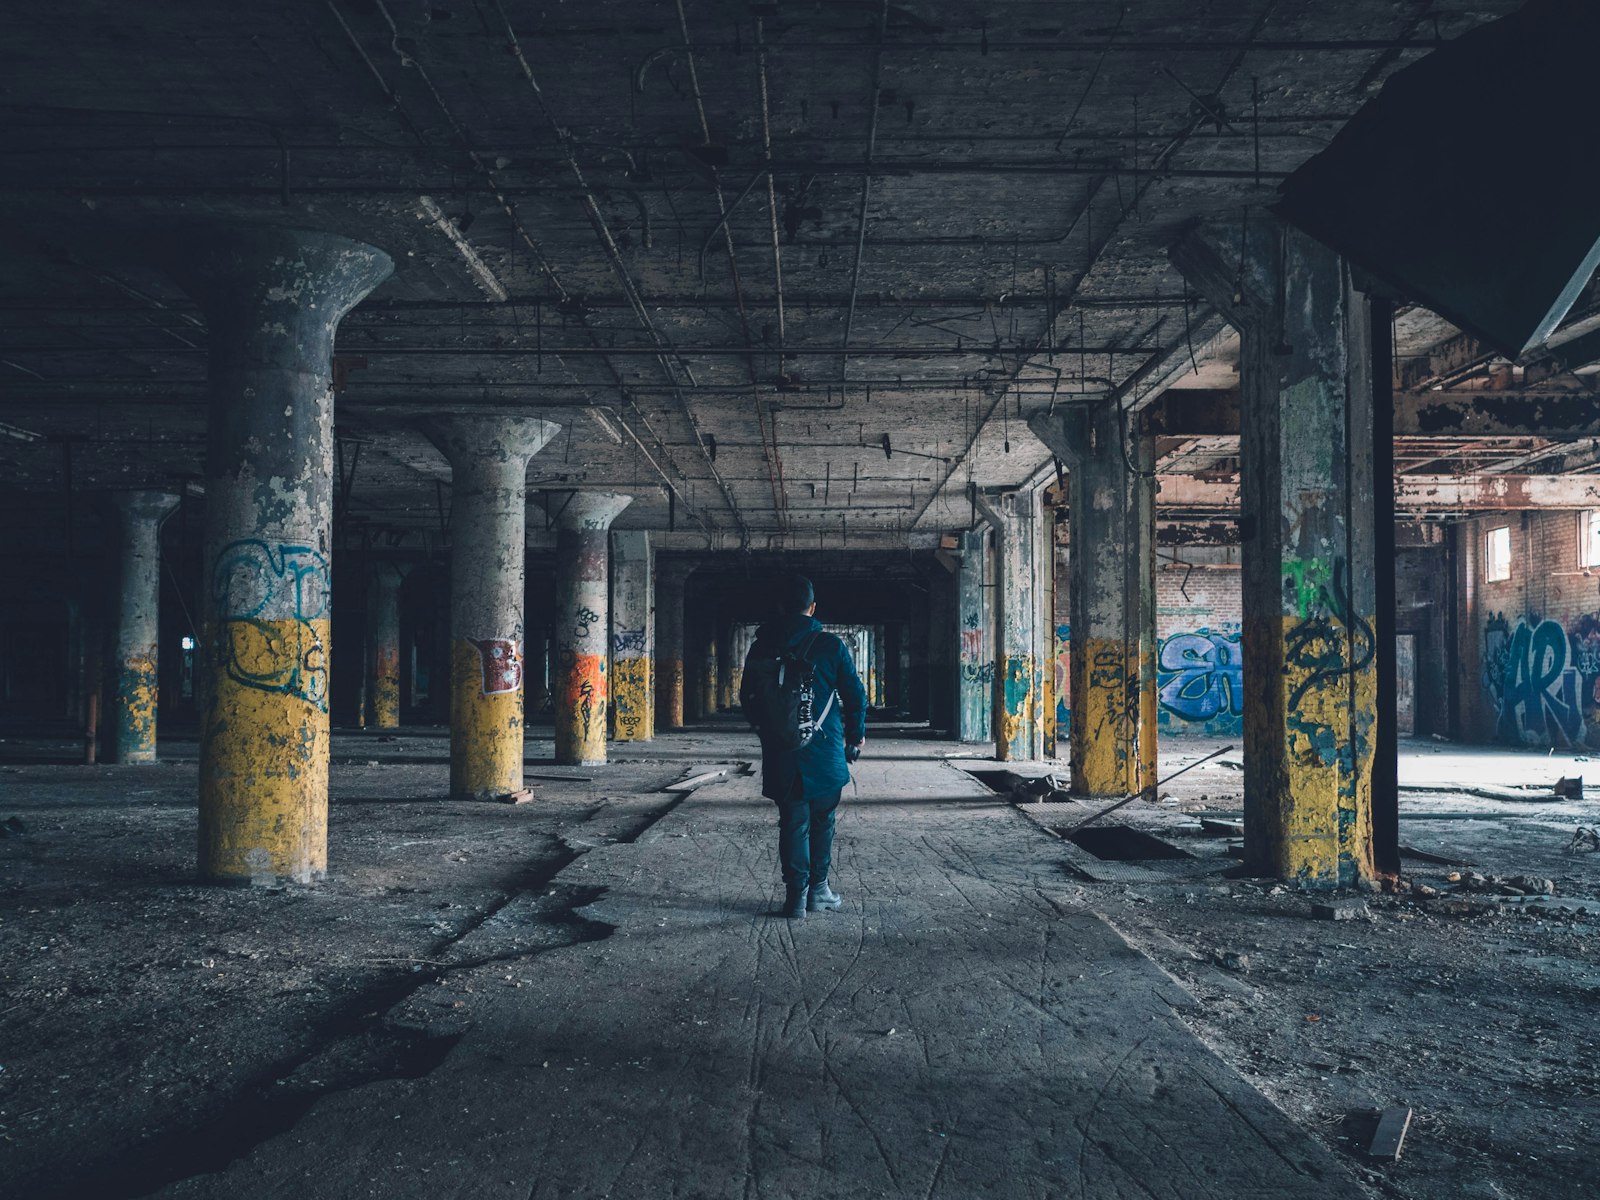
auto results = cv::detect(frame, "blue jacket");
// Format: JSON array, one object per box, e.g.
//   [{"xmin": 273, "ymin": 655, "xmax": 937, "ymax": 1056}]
[{"xmin": 741, "ymin": 614, "xmax": 868, "ymax": 801}]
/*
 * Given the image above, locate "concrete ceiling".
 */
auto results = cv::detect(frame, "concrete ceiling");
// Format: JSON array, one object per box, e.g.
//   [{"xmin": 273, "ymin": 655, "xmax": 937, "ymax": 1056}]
[{"xmin": 4, "ymin": 0, "xmax": 1573, "ymax": 554}]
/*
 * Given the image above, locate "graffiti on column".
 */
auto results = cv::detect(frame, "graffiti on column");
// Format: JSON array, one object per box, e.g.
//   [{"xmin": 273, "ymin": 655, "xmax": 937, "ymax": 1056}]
[
  {"xmin": 1283, "ymin": 559, "xmax": 1374, "ymax": 710},
  {"xmin": 574, "ymin": 605, "xmax": 602, "ymax": 640},
  {"xmin": 958, "ymin": 613, "xmax": 993, "ymax": 683},
  {"xmin": 470, "ymin": 638, "xmax": 523, "ymax": 695},
  {"xmin": 612, "ymin": 627, "xmax": 647, "ymax": 655},
  {"xmin": 1054, "ymin": 623, "xmax": 1070, "ymax": 729},
  {"xmin": 1482, "ymin": 613, "xmax": 1584, "ymax": 745},
  {"xmin": 212, "ymin": 539, "xmax": 330, "ymax": 710},
  {"xmin": 1156, "ymin": 627, "xmax": 1243, "ymax": 733},
  {"xmin": 1275, "ymin": 556, "xmax": 1376, "ymax": 784}
]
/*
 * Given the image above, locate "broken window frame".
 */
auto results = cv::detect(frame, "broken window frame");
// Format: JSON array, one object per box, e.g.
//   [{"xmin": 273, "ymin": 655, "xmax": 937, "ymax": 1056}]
[
  {"xmin": 1581, "ymin": 510, "xmax": 1600, "ymax": 569},
  {"xmin": 1485, "ymin": 524, "xmax": 1512, "ymax": 582}
]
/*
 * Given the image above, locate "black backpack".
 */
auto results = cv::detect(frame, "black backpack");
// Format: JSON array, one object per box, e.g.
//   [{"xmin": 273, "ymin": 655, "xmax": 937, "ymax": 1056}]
[{"xmin": 743, "ymin": 632, "xmax": 836, "ymax": 752}]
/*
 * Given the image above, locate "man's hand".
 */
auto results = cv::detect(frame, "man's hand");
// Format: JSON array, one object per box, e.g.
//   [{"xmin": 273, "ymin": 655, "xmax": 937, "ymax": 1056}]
[{"xmin": 845, "ymin": 741, "xmax": 863, "ymax": 764}]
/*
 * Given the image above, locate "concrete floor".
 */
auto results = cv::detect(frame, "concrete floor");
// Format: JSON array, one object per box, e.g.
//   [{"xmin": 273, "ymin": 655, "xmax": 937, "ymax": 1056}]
[{"xmin": 2, "ymin": 723, "xmax": 1596, "ymax": 1198}]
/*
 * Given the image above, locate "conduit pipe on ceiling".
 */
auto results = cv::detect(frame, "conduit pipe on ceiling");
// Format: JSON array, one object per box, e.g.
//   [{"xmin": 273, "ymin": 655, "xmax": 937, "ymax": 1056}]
[
  {"xmin": 674, "ymin": 0, "xmax": 787, "ymax": 528},
  {"xmin": 337, "ymin": 0, "xmax": 708, "ymax": 534},
  {"xmin": 840, "ymin": 0, "xmax": 891, "ymax": 383},
  {"xmin": 487, "ymin": 0, "xmax": 749, "ymax": 541},
  {"xmin": 911, "ymin": 2, "xmax": 1276, "ymax": 532}
]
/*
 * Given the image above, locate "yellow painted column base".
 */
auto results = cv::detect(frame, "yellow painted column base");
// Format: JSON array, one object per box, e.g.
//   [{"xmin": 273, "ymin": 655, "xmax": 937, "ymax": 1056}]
[
  {"xmin": 1070, "ymin": 637, "xmax": 1157, "ymax": 795},
  {"xmin": 612, "ymin": 656, "xmax": 654, "ymax": 741},
  {"xmin": 372, "ymin": 647, "xmax": 401, "ymax": 728},
  {"xmin": 115, "ymin": 654, "xmax": 159, "ymax": 764},
  {"xmin": 450, "ymin": 638, "xmax": 524, "ymax": 800},
  {"xmin": 1246, "ymin": 614, "xmax": 1377, "ymax": 888},
  {"xmin": 199, "ymin": 618, "xmax": 330, "ymax": 883},
  {"xmin": 659, "ymin": 659, "xmax": 685, "ymax": 729}
]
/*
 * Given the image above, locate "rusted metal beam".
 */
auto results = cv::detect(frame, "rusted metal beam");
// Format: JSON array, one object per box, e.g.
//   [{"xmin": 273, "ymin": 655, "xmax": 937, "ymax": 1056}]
[
  {"xmin": 1152, "ymin": 387, "xmax": 1600, "ymax": 439},
  {"xmin": 1157, "ymin": 474, "xmax": 1600, "ymax": 511}
]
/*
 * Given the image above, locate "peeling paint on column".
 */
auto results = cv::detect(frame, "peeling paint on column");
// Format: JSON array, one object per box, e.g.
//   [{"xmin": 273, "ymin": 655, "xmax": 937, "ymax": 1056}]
[
  {"xmin": 1029, "ymin": 399, "xmax": 1158, "ymax": 795},
  {"xmin": 367, "ymin": 563, "xmax": 407, "ymax": 729},
  {"xmin": 701, "ymin": 633, "xmax": 719, "ymax": 718},
  {"xmin": 421, "ymin": 414, "xmax": 560, "ymax": 801},
  {"xmin": 551, "ymin": 492, "xmax": 632, "ymax": 765},
  {"xmin": 109, "ymin": 491, "xmax": 178, "ymax": 764},
  {"xmin": 610, "ymin": 531, "xmax": 654, "ymax": 742},
  {"xmin": 654, "ymin": 562, "xmax": 690, "ymax": 730},
  {"xmin": 1174, "ymin": 216, "xmax": 1379, "ymax": 889},
  {"xmin": 975, "ymin": 490, "xmax": 1046, "ymax": 763},
  {"xmin": 956, "ymin": 529, "xmax": 992, "ymax": 743},
  {"xmin": 450, "ymin": 637, "xmax": 524, "ymax": 795},
  {"xmin": 162, "ymin": 225, "xmax": 391, "ymax": 884}
]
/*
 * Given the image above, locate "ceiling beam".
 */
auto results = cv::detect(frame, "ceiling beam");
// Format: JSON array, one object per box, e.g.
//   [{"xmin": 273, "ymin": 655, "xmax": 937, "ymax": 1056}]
[
  {"xmin": 1152, "ymin": 388, "xmax": 1600, "ymax": 439},
  {"xmin": 1157, "ymin": 473, "xmax": 1600, "ymax": 511}
]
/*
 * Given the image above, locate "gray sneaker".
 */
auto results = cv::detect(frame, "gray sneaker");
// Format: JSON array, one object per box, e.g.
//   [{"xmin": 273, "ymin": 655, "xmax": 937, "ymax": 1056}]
[{"xmin": 808, "ymin": 880, "xmax": 843, "ymax": 912}]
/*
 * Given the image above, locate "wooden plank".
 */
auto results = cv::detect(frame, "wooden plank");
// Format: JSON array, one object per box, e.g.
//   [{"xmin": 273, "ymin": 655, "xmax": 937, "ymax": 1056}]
[{"xmin": 1368, "ymin": 1106, "xmax": 1414, "ymax": 1160}]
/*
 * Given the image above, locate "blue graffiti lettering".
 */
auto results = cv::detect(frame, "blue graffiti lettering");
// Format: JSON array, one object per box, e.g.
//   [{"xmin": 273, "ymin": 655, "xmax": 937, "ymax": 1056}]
[
  {"xmin": 1157, "ymin": 629, "xmax": 1243, "ymax": 725},
  {"xmin": 1496, "ymin": 617, "xmax": 1583, "ymax": 746}
]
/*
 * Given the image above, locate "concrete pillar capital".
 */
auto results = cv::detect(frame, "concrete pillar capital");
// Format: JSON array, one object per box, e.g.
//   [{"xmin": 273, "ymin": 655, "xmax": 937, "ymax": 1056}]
[
  {"xmin": 107, "ymin": 490, "xmax": 180, "ymax": 525},
  {"xmin": 1169, "ymin": 209, "xmax": 1285, "ymax": 325},
  {"xmin": 419, "ymin": 414, "xmax": 561, "ymax": 484},
  {"xmin": 656, "ymin": 557, "xmax": 696, "ymax": 585},
  {"xmin": 158, "ymin": 224, "xmax": 393, "ymax": 368},
  {"xmin": 544, "ymin": 489, "xmax": 633, "ymax": 532},
  {"xmin": 371, "ymin": 560, "xmax": 412, "ymax": 592}
]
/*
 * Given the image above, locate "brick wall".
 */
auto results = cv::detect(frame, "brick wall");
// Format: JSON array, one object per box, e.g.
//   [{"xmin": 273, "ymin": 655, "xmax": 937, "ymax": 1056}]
[
  {"xmin": 1456, "ymin": 510, "xmax": 1600, "ymax": 748},
  {"xmin": 1154, "ymin": 553, "xmax": 1243, "ymax": 737}
]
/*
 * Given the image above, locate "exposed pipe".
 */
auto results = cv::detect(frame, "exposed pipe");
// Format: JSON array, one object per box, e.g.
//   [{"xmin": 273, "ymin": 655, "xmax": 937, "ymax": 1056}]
[
  {"xmin": 694, "ymin": 170, "xmax": 766, "ymax": 280},
  {"xmin": 7, "ymin": 342, "xmax": 1167, "ymax": 358},
  {"xmin": 331, "ymin": 0, "xmax": 711, "ymax": 536},
  {"xmin": 487, "ymin": 0, "xmax": 749, "ymax": 540},
  {"xmin": 912, "ymin": 2, "xmax": 1279, "ymax": 530},
  {"xmin": 841, "ymin": 0, "xmax": 891, "ymax": 381},
  {"xmin": 756, "ymin": 18, "xmax": 787, "ymax": 354},
  {"xmin": 675, "ymin": 0, "xmax": 787, "ymax": 529}
]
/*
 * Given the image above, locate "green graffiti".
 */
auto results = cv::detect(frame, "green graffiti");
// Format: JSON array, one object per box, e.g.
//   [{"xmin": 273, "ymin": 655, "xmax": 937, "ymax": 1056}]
[{"xmin": 1281, "ymin": 558, "xmax": 1334, "ymax": 621}]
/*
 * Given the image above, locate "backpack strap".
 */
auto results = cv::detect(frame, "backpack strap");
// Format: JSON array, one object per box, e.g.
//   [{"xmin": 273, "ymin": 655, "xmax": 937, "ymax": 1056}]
[{"xmin": 797, "ymin": 631, "xmax": 823, "ymax": 665}]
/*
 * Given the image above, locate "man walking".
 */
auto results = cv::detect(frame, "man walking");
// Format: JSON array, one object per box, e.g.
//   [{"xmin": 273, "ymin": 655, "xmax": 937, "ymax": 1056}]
[{"xmin": 740, "ymin": 575, "xmax": 867, "ymax": 919}]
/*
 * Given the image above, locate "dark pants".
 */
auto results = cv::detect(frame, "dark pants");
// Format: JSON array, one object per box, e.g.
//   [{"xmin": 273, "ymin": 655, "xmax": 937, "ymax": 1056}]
[{"xmin": 776, "ymin": 779, "xmax": 841, "ymax": 891}]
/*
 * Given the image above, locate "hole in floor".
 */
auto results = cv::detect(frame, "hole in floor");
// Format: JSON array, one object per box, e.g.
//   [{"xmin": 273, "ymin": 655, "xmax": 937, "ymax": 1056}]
[
  {"xmin": 1066, "ymin": 825, "xmax": 1193, "ymax": 861},
  {"xmin": 962, "ymin": 769, "xmax": 1030, "ymax": 793}
]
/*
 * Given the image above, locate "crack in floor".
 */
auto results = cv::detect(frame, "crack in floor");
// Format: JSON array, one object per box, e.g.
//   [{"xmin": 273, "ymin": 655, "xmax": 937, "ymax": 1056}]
[{"xmin": 38, "ymin": 784, "xmax": 703, "ymax": 1200}]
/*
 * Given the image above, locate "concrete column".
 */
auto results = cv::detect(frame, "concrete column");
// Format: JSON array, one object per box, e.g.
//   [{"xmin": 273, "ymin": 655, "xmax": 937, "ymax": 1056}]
[
  {"xmin": 426, "ymin": 563, "xmax": 452, "ymax": 724},
  {"xmin": 956, "ymin": 528, "xmax": 993, "ymax": 743},
  {"xmin": 163, "ymin": 225, "xmax": 391, "ymax": 883},
  {"xmin": 729, "ymin": 623, "xmax": 754, "ymax": 710},
  {"xmin": 108, "ymin": 491, "xmax": 179, "ymax": 764},
  {"xmin": 923, "ymin": 564, "xmax": 955, "ymax": 728},
  {"xmin": 975, "ymin": 490, "xmax": 1044, "ymax": 762},
  {"xmin": 700, "ymin": 621, "xmax": 719, "ymax": 718},
  {"xmin": 1174, "ymin": 214, "xmax": 1378, "ymax": 888},
  {"xmin": 655, "ymin": 561, "xmax": 691, "ymax": 729},
  {"xmin": 715, "ymin": 620, "xmax": 734, "ymax": 711},
  {"xmin": 366, "ymin": 562, "xmax": 409, "ymax": 729},
  {"xmin": 422, "ymin": 416, "xmax": 560, "ymax": 800},
  {"xmin": 1030, "ymin": 403, "xmax": 1157, "ymax": 794},
  {"xmin": 527, "ymin": 618, "xmax": 552, "ymax": 716},
  {"xmin": 551, "ymin": 492, "xmax": 633, "ymax": 765},
  {"xmin": 609, "ymin": 530, "xmax": 654, "ymax": 742},
  {"xmin": 1039, "ymin": 504, "xmax": 1059, "ymax": 758}
]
